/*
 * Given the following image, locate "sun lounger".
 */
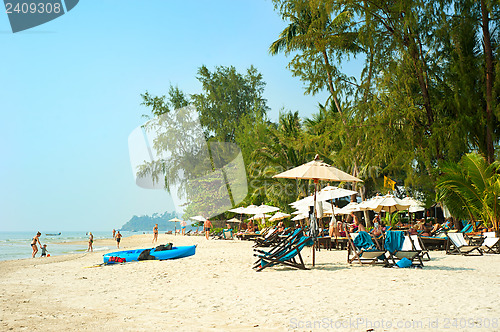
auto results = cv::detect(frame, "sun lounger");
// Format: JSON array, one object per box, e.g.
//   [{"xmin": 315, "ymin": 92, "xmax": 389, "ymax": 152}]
[
  {"xmin": 478, "ymin": 232, "xmax": 500, "ymax": 254},
  {"xmin": 254, "ymin": 235, "xmax": 313, "ymax": 271},
  {"xmin": 446, "ymin": 232, "xmax": 483, "ymax": 255},
  {"xmin": 222, "ymin": 229, "xmax": 234, "ymax": 240},
  {"xmin": 406, "ymin": 234, "xmax": 431, "ymax": 261},
  {"xmin": 252, "ymin": 229, "xmax": 304, "ymax": 268},
  {"xmin": 347, "ymin": 231, "xmax": 388, "ymax": 265},
  {"xmin": 252, "ymin": 228, "xmax": 278, "ymax": 247},
  {"xmin": 385, "ymin": 231, "xmax": 423, "ymax": 267}
]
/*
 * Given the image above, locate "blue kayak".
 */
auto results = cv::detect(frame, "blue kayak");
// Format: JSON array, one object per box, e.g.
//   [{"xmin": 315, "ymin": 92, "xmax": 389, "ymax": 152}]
[{"xmin": 103, "ymin": 245, "xmax": 196, "ymax": 264}]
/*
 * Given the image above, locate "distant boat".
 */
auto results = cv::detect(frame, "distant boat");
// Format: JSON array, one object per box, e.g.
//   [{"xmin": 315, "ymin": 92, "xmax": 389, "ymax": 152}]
[{"xmin": 46, "ymin": 233, "xmax": 61, "ymax": 236}]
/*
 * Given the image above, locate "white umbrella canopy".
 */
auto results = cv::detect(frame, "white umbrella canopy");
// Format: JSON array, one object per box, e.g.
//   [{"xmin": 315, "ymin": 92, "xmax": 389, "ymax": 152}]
[
  {"xmin": 190, "ymin": 215, "xmax": 207, "ymax": 222},
  {"xmin": 335, "ymin": 202, "xmax": 361, "ymax": 215},
  {"xmin": 402, "ymin": 197, "xmax": 425, "ymax": 213},
  {"xmin": 226, "ymin": 217, "xmax": 242, "ymax": 223},
  {"xmin": 316, "ymin": 186, "xmax": 358, "ymax": 201},
  {"xmin": 247, "ymin": 213, "xmax": 271, "ymax": 221},
  {"xmin": 228, "ymin": 207, "xmax": 248, "ymax": 214},
  {"xmin": 169, "ymin": 217, "xmax": 182, "ymax": 222},
  {"xmin": 291, "ymin": 213, "xmax": 308, "ymax": 221},
  {"xmin": 273, "ymin": 157, "xmax": 363, "ymax": 182},
  {"xmin": 269, "ymin": 212, "xmax": 291, "ymax": 222},
  {"xmin": 245, "ymin": 204, "xmax": 280, "ymax": 215},
  {"xmin": 372, "ymin": 194, "xmax": 411, "ymax": 213}
]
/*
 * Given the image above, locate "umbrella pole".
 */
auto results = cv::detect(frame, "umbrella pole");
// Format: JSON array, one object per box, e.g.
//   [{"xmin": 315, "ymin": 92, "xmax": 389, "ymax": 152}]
[{"xmin": 312, "ymin": 179, "xmax": 319, "ymax": 267}]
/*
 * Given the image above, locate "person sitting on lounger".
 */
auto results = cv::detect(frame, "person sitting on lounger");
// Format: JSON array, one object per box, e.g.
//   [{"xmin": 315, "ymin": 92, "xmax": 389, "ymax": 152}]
[
  {"xmin": 350, "ymin": 213, "xmax": 366, "ymax": 232},
  {"xmin": 277, "ymin": 221, "xmax": 285, "ymax": 232},
  {"xmin": 247, "ymin": 221, "xmax": 255, "ymax": 233},
  {"xmin": 371, "ymin": 215, "xmax": 382, "ymax": 237}
]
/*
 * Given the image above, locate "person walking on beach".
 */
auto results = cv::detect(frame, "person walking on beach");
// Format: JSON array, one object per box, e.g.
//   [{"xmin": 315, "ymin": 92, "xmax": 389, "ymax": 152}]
[
  {"xmin": 87, "ymin": 232, "xmax": 94, "ymax": 252},
  {"xmin": 31, "ymin": 232, "xmax": 42, "ymax": 258},
  {"xmin": 112, "ymin": 229, "xmax": 116, "ymax": 239},
  {"xmin": 180, "ymin": 220, "xmax": 187, "ymax": 236},
  {"xmin": 152, "ymin": 224, "xmax": 159, "ymax": 244},
  {"xmin": 203, "ymin": 219, "xmax": 212, "ymax": 240},
  {"xmin": 116, "ymin": 231, "xmax": 122, "ymax": 248}
]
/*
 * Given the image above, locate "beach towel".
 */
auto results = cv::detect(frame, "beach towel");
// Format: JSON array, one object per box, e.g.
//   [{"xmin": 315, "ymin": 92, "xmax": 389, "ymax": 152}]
[
  {"xmin": 353, "ymin": 231, "xmax": 375, "ymax": 250},
  {"xmin": 384, "ymin": 231, "xmax": 404, "ymax": 253},
  {"xmin": 396, "ymin": 257, "xmax": 412, "ymax": 268}
]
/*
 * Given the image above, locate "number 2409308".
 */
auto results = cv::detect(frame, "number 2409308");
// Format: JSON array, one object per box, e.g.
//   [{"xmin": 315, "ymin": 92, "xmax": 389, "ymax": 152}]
[{"xmin": 5, "ymin": 2, "xmax": 62, "ymax": 14}]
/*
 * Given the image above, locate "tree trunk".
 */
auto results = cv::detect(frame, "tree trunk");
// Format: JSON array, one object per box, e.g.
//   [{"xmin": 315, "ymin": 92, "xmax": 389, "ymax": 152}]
[{"xmin": 480, "ymin": 0, "xmax": 495, "ymax": 163}]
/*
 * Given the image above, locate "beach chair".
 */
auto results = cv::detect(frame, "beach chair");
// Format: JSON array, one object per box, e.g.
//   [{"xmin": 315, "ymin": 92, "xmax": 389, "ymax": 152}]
[
  {"xmin": 446, "ymin": 232, "xmax": 483, "ymax": 255},
  {"xmin": 347, "ymin": 231, "xmax": 387, "ymax": 265},
  {"xmin": 385, "ymin": 231, "xmax": 423, "ymax": 267},
  {"xmin": 254, "ymin": 235, "xmax": 313, "ymax": 272},
  {"xmin": 222, "ymin": 229, "xmax": 233, "ymax": 240},
  {"xmin": 479, "ymin": 232, "xmax": 500, "ymax": 254},
  {"xmin": 252, "ymin": 228, "xmax": 278, "ymax": 247},
  {"xmin": 407, "ymin": 234, "xmax": 431, "ymax": 261},
  {"xmin": 252, "ymin": 228, "xmax": 304, "ymax": 268}
]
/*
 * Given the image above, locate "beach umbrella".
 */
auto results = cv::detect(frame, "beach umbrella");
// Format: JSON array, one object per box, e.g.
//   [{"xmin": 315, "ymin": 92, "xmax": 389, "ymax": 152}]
[
  {"xmin": 226, "ymin": 217, "xmax": 242, "ymax": 223},
  {"xmin": 291, "ymin": 213, "xmax": 308, "ymax": 221},
  {"xmin": 247, "ymin": 213, "xmax": 271, "ymax": 223},
  {"xmin": 372, "ymin": 194, "xmax": 411, "ymax": 214},
  {"xmin": 190, "ymin": 215, "xmax": 207, "ymax": 222},
  {"xmin": 169, "ymin": 217, "xmax": 182, "ymax": 222},
  {"xmin": 335, "ymin": 202, "xmax": 362, "ymax": 215},
  {"xmin": 228, "ymin": 207, "xmax": 247, "ymax": 214},
  {"xmin": 401, "ymin": 197, "xmax": 425, "ymax": 213},
  {"xmin": 316, "ymin": 186, "xmax": 358, "ymax": 202},
  {"xmin": 244, "ymin": 204, "xmax": 280, "ymax": 215},
  {"xmin": 269, "ymin": 212, "xmax": 291, "ymax": 222},
  {"xmin": 273, "ymin": 154, "xmax": 362, "ymax": 266}
]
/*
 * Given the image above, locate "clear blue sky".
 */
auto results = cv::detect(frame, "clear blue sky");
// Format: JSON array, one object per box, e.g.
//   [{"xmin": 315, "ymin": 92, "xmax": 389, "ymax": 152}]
[{"xmin": 0, "ymin": 0, "xmax": 360, "ymax": 231}]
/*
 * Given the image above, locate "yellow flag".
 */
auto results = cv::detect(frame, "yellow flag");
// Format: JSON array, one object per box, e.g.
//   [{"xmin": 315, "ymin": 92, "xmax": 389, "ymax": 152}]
[{"xmin": 384, "ymin": 176, "xmax": 396, "ymax": 190}]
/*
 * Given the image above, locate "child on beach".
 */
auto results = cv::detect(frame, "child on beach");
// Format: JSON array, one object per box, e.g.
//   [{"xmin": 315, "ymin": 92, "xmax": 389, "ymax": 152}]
[
  {"xmin": 31, "ymin": 232, "xmax": 42, "ymax": 258},
  {"xmin": 116, "ymin": 231, "xmax": 122, "ymax": 248},
  {"xmin": 41, "ymin": 244, "xmax": 49, "ymax": 257}
]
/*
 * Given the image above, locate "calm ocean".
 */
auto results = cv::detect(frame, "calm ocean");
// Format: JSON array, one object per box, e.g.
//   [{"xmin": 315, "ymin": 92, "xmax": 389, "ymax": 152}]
[{"xmin": 0, "ymin": 231, "xmax": 138, "ymax": 261}]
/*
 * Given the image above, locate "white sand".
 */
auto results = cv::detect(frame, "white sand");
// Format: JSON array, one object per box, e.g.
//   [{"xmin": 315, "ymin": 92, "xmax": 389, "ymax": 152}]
[{"xmin": 1, "ymin": 234, "xmax": 499, "ymax": 331}]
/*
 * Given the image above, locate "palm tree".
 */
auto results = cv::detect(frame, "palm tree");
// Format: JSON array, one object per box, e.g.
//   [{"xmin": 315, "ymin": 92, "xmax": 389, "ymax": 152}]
[{"xmin": 436, "ymin": 152, "xmax": 500, "ymax": 234}]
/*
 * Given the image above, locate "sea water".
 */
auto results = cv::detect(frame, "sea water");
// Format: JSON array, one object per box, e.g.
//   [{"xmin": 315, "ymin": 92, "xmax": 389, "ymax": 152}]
[{"xmin": 0, "ymin": 231, "xmax": 137, "ymax": 261}]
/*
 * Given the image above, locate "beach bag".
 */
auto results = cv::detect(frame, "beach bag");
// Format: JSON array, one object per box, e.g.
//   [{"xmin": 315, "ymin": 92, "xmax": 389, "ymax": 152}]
[
  {"xmin": 155, "ymin": 243, "xmax": 173, "ymax": 251},
  {"xmin": 396, "ymin": 257, "xmax": 412, "ymax": 268},
  {"xmin": 138, "ymin": 249, "xmax": 156, "ymax": 261}
]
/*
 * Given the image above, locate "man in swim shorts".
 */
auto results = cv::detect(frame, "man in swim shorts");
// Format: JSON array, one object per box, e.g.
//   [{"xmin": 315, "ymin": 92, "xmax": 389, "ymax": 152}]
[
  {"xmin": 116, "ymin": 231, "xmax": 122, "ymax": 248},
  {"xmin": 203, "ymin": 219, "xmax": 212, "ymax": 240}
]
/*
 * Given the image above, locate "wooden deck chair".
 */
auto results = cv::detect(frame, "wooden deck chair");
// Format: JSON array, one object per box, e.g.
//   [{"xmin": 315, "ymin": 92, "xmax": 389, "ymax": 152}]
[
  {"xmin": 252, "ymin": 229, "xmax": 303, "ymax": 269},
  {"xmin": 347, "ymin": 232, "xmax": 387, "ymax": 265},
  {"xmin": 252, "ymin": 228, "xmax": 278, "ymax": 247},
  {"xmin": 446, "ymin": 232, "xmax": 483, "ymax": 255},
  {"xmin": 384, "ymin": 231, "xmax": 424, "ymax": 266},
  {"xmin": 407, "ymin": 234, "xmax": 431, "ymax": 261},
  {"xmin": 479, "ymin": 232, "xmax": 500, "ymax": 254},
  {"xmin": 254, "ymin": 236, "xmax": 312, "ymax": 272}
]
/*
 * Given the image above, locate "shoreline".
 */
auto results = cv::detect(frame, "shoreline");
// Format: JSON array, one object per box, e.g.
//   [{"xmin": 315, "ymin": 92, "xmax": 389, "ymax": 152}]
[{"xmin": 1, "ymin": 234, "xmax": 500, "ymax": 331}]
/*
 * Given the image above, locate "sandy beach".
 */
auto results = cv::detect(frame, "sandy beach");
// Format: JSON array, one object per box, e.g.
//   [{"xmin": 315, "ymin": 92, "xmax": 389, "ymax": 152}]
[{"xmin": 1, "ymin": 234, "xmax": 499, "ymax": 331}]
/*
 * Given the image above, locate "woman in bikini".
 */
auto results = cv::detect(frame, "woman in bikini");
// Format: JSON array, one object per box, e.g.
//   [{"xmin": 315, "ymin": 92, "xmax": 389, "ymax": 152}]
[
  {"xmin": 152, "ymin": 224, "xmax": 159, "ymax": 244},
  {"xmin": 31, "ymin": 232, "xmax": 42, "ymax": 258}
]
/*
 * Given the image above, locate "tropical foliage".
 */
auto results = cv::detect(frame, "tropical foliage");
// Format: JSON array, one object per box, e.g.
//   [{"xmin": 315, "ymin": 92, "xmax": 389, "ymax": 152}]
[
  {"xmin": 137, "ymin": 0, "xmax": 500, "ymax": 223},
  {"xmin": 436, "ymin": 153, "xmax": 500, "ymax": 233}
]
